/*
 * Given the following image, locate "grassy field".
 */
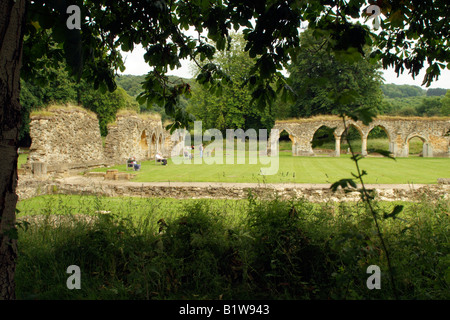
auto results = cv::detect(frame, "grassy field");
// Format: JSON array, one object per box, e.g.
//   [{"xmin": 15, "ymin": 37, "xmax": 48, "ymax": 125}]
[
  {"xmin": 16, "ymin": 194, "xmax": 248, "ymax": 230},
  {"xmin": 91, "ymin": 151, "xmax": 450, "ymax": 184},
  {"xmin": 18, "ymin": 152, "xmax": 28, "ymax": 168}
]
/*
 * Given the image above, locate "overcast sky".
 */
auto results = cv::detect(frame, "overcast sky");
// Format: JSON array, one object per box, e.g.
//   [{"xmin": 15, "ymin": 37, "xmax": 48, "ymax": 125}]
[{"xmin": 119, "ymin": 44, "xmax": 449, "ymax": 90}]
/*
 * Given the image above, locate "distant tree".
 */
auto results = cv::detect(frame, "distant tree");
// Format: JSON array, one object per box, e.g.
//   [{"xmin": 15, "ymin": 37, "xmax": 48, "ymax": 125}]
[
  {"xmin": 426, "ymin": 88, "xmax": 448, "ymax": 97},
  {"xmin": 115, "ymin": 75, "xmax": 146, "ymax": 97},
  {"xmin": 398, "ymin": 85, "xmax": 426, "ymax": 98},
  {"xmin": 116, "ymin": 74, "xmax": 194, "ymax": 124},
  {"xmin": 79, "ymin": 84, "xmax": 139, "ymax": 136},
  {"xmin": 187, "ymin": 33, "xmax": 275, "ymax": 133},
  {"xmin": 381, "ymin": 84, "xmax": 425, "ymax": 99},
  {"xmin": 394, "ymin": 106, "xmax": 418, "ymax": 116},
  {"xmin": 416, "ymin": 96, "xmax": 443, "ymax": 117},
  {"xmin": 441, "ymin": 90, "xmax": 450, "ymax": 116},
  {"xmin": 287, "ymin": 29, "xmax": 383, "ymax": 118}
]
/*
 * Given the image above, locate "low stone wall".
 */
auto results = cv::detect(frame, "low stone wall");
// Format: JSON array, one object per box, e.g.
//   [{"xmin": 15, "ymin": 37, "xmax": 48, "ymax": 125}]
[{"xmin": 16, "ymin": 176, "xmax": 450, "ymax": 203}]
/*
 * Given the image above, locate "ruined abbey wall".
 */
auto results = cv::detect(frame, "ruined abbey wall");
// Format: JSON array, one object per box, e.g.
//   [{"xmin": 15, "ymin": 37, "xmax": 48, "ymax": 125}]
[
  {"xmin": 272, "ymin": 116, "xmax": 450, "ymax": 158},
  {"xmin": 26, "ymin": 107, "xmax": 169, "ymax": 174},
  {"xmin": 104, "ymin": 112, "xmax": 166, "ymax": 163},
  {"xmin": 27, "ymin": 107, "xmax": 105, "ymax": 172}
]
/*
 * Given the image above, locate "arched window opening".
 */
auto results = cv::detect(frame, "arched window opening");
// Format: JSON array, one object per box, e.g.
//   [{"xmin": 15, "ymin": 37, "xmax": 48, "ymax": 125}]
[
  {"xmin": 340, "ymin": 125, "xmax": 362, "ymax": 154},
  {"xmin": 367, "ymin": 126, "xmax": 390, "ymax": 156},
  {"xmin": 139, "ymin": 131, "xmax": 148, "ymax": 151},
  {"xmin": 279, "ymin": 129, "xmax": 293, "ymax": 154},
  {"xmin": 311, "ymin": 126, "xmax": 336, "ymax": 156},
  {"xmin": 408, "ymin": 136, "xmax": 425, "ymax": 157}
]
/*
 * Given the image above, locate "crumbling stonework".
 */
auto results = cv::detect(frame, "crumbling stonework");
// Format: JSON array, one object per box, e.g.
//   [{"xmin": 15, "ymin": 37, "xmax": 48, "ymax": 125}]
[
  {"xmin": 104, "ymin": 111, "xmax": 165, "ymax": 163},
  {"xmin": 272, "ymin": 116, "xmax": 450, "ymax": 157},
  {"xmin": 26, "ymin": 108, "xmax": 449, "ymax": 182},
  {"xmin": 16, "ymin": 175, "xmax": 450, "ymax": 203},
  {"xmin": 27, "ymin": 106, "xmax": 105, "ymax": 171},
  {"xmin": 26, "ymin": 107, "xmax": 170, "ymax": 177}
]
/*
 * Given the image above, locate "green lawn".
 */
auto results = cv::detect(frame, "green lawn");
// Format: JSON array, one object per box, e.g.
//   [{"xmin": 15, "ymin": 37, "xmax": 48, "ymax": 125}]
[
  {"xmin": 18, "ymin": 153, "xmax": 28, "ymax": 168},
  {"xmin": 91, "ymin": 151, "xmax": 450, "ymax": 184}
]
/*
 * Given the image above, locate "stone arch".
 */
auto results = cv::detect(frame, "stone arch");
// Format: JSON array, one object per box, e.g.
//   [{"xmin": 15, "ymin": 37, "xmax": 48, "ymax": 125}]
[
  {"xmin": 271, "ymin": 117, "xmax": 449, "ymax": 158},
  {"xmin": 275, "ymin": 127, "xmax": 296, "ymax": 155},
  {"xmin": 150, "ymin": 131, "xmax": 157, "ymax": 159},
  {"xmin": 367, "ymin": 124, "xmax": 391, "ymax": 140},
  {"xmin": 139, "ymin": 130, "xmax": 149, "ymax": 153},
  {"xmin": 158, "ymin": 133, "xmax": 163, "ymax": 153},
  {"xmin": 405, "ymin": 133, "xmax": 432, "ymax": 157},
  {"xmin": 311, "ymin": 125, "xmax": 338, "ymax": 156},
  {"xmin": 366, "ymin": 125, "xmax": 392, "ymax": 155},
  {"xmin": 340, "ymin": 123, "xmax": 364, "ymax": 154}
]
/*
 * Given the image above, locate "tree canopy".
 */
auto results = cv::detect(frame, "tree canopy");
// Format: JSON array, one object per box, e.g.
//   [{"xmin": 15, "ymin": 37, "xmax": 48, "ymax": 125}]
[
  {"xmin": 187, "ymin": 33, "xmax": 275, "ymax": 133},
  {"xmin": 286, "ymin": 28, "xmax": 383, "ymax": 118},
  {"xmin": 19, "ymin": 62, "xmax": 139, "ymax": 141}
]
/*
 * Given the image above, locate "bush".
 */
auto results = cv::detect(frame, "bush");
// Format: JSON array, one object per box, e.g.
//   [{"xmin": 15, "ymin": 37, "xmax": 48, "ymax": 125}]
[
  {"xmin": 243, "ymin": 197, "xmax": 333, "ymax": 299},
  {"xmin": 156, "ymin": 201, "xmax": 233, "ymax": 298}
]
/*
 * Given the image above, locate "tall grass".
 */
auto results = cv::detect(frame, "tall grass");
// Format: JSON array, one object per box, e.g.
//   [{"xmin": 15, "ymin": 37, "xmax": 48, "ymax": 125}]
[{"xmin": 15, "ymin": 194, "xmax": 450, "ymax": 300}]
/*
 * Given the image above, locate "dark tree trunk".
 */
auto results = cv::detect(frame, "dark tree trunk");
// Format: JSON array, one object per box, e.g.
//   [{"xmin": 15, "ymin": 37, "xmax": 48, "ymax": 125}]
[{"xmin": 0, "ymin": 0, "xmax": 26, "ymax": 300}]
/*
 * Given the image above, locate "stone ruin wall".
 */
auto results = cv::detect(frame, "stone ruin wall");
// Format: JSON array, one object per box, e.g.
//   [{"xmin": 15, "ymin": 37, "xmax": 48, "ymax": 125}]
[
  {"xmin": 26, "ymin": 107, "xmax": 171, "ymax": 175},
  {"xmin": 104, "ymin": 113, "xmax": 166, "ymax": 163},
  {"xmin": 273, "ymin": 116, "xmax": 450, "ymax": 158},
  {"xmin": 27, "ymin": 107, "xmax": 105, "ymax": 173}
]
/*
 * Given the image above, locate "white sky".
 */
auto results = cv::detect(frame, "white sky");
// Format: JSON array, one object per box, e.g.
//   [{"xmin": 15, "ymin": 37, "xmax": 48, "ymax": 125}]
[{"xmin": 119, "ymin": 44, "xmax": 449, "ymax": 90}]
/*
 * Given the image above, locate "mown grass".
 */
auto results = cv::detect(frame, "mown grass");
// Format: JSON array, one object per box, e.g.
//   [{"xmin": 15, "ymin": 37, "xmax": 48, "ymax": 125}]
[
  {"xmin": 18, "ymin": 153, "xmax": 28, "ymax": 168},
  {"xmin": 90, "ymin": 151, "xmax": 450, "ymax": 184},
  {"xmin": 15, "ymin": 193, "xmax": 450, "ymax": 300}
]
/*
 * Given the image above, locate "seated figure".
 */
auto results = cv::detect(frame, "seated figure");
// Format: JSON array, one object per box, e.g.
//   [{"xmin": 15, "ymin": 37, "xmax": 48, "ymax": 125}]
[{"xmin": 156, "ymin": 152, "xmax": 167, "ymax": 165}]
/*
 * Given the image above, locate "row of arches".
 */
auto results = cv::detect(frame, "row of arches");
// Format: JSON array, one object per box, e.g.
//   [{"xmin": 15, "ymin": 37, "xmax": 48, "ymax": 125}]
[
  {"xmin": 279, "ymin": 124, "xmax": 432, "ymax": 157},
  {"xmin": 139, "ymin": 130, "xmax": 165, "ymax": 159}
]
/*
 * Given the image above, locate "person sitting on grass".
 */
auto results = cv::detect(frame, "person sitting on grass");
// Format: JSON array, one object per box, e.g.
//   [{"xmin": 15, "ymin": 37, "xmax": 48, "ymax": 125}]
[
  {"xmin": 156, "ymin": 152, "xmax": 167, "ymax": 165},
  {"xmin": 184, "ymin": 146, "xmax": 192, "ymax": 159},
  {"xmin": 133, "ymin": 159, "xmax": 141, "ymax": 171}
]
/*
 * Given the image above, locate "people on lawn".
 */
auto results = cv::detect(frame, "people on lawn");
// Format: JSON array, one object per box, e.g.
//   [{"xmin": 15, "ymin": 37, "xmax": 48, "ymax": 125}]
[{"xmin": 156, "ymin": 152, "xmax": 167, "ymax": 165}]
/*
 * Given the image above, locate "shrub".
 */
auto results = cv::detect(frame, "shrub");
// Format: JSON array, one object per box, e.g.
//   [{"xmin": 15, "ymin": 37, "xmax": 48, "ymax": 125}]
[
  {"xmin": 243, "ymin": 196, "xmax": 334, "ymax": 299},
  {"xmin": 156, "ymin": 201, "xmax": 234, "ymax": 298}
]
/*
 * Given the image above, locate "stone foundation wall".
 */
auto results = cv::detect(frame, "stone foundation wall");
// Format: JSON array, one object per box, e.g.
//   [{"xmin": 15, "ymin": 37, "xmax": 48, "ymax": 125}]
[
  {"xmin": 26, "ymin": 108, "xmax": 170, "ymax": 175},
  {"xmin": 16, "ymin": 176, "xmax": 450, "ymax": 203}
]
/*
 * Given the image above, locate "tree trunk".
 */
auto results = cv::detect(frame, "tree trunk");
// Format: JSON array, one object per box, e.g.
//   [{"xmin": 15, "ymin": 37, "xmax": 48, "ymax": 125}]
[{"xmin": 0, "ymin": 0, "xmax": 26, "ymax": 300}]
